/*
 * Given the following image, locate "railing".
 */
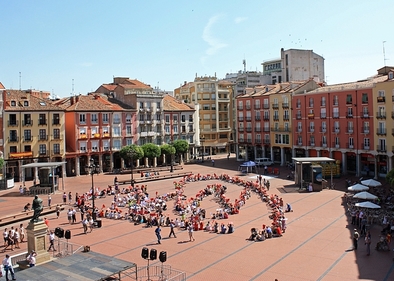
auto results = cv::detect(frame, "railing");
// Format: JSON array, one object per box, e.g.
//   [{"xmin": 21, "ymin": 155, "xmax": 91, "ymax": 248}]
[
  {"xmin": 377, "ymin": 145, "xmax": 387, "ymax": 152},
  {"xmin": 38, "ymin": 135, "xmax": 48, "ymax": 141},
  {"xmin": 332, "ymin": 114, "xmax": 339, "ymax": 119},
  {"xmin": 333, "ymin": 100, "xmax": 339, "ymax": 106},
  {"xmin": 361, "ymin": 127, "xmax": 370, "ymax": 134},
  {"xmin": 8, "ymin": 137, "xmax": 19, "ymax": 142},
  {"xmin": 361, "ymin": 112, "xmax": 369, "ymax": 118},
  {"xmin": 297, "ymin": 141, "xmax": 303, "ymax": 146},
  {"xmin": 346, "ymin": 143, "xmax": 354, "ymax": 149},
  {"xmin": 309, "ymin": 141, "xmax": 315, "ymax": 146},
  {"xmin": 263, "ymin": 104, "xmax": 269, "ymax": 109},
  {"xmin": 238, "ymin": 117, "xmax": 244, "ymax": 121},
  {"xmin": 254, "ymin": 128, "xmax": 261, "ymax": 132},
  {"xmin": 246, "ymin": 128, "xmax": 252, "ymax": 132},
  {"xmin": 255, "ymin": 139, "xmax": 262, "ymax": 144},
  {"xmin": 333, "ymin": 127, "xmax": 340, "ymax": 133},
  {"xmin": 245, "ymin": 105, "xmax": 251, "ymax": 110},
  {"xmin": 136, "ymin": 265, "xmax": 186, "ymax": 281},
  {"xmin": 38, "ymin": 120, "xmax": 47, "ymax": 125},
  {"xmin": 264, "ymin": 139, "xmax": 270, "ymax": 144},
  {"xmin": 308, "ymin": 128, "xmax": 315, "ymax": 133},
  {"xmin": 272, "ymin": 103, "xmax": 279, "ymax": 109},
  {"xmin": 321, "ymin": 142, "xmax": 327, "ymax": 147},
  {"xmin": 270, "ymin": 127, "xmax": 279, "ymax": 132},
  {"xmin": 346, "ymin": 113, "xmax": 353, "ymax": 118},
  {"xmin": 263, "ymin": 127, "xmax": 270, "ymax": 132},
  {"xmin": 377, "ymin": 96, "xmax": 386, "ymax": 102},
  {"xmin": 320, "ymin": 127, "xmax": 327, "ymax": 133},
  {"xmin": 273, "ymin": 115, "xmax": 279, "ymax": 121},
  {"xmin": 320, "ymin": 114, "xmax": 327, "ymax": 119},
  {"xmin": 255, "ymin": 116, "xmax": 261, "ymax": 121},
  {"xmin": 52, "ymin": 119, "xmax": 61, "ymax": 125},
  {"xmin": 245, "ymin": 117, "xmax": 251, "ymax": 121},
  {"xmin": 23, "ymin": 136, "xmax": 32, "ymax": 142},
  {"xmin": 363, "ymin": 145, "xmax": 370, "ymax": 150},
  {"xmin": 347, "ymin": 127, "xmax": 354, "ymax": 133},
  {"xmin": 263, "ymin": 116, "xmax": 269, "ymax": 121},
  {"xmin": 254, "ymin": 105, "xmax": 261, "ymax": 110},
  {"xmin": 238, "ymin": 128, "xmax": 244, "ymax": 132},
  {"xmin": 376, "ymin": 111, "xmax": 386, "ymax": 119},
  {"xmin": 282, "ymin": 102, "xmax": 289, "ymax": 108},
  {"xmin": 297, "ymin": 128, "xmax": 302, "ymax": 133},
  {"xmin": 7, "ymin": 120, "xmax": 19, "ymax": 126},
  {"xmin": 283, "ymin": 115, "xmax": 290, "ymax": 120},
  {"xmin": 296, "ymin": 114, "xmax": 302, "ymax": 119},
  {"xmin": 332, "ymin": 142, "xmax": 340, "ymax": 148},
  {"xmin": 237, "ymin": 106, "xmax": 243, "ymax": 110},
  {"xmin": 22, "ymin": 120, "xmax": 33, "ymax": 126}
]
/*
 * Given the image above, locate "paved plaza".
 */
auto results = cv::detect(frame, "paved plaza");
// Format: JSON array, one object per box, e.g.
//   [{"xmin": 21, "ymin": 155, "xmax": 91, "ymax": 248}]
[{"xmin": 1, "ymin": 155, "xmax": 394, "ymax": 280}]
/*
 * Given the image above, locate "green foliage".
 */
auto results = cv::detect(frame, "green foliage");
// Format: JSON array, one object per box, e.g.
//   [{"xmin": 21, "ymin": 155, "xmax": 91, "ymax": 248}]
[
  {"xmin": 160, "ymin": 144, "xmax": 176, "ymax": 156},
  {"xmin": 386, "ymin": 168, "xmax": 394, "ymax": 186},
  {"xmin": 0, "ymin": 158, "xmax": 4, "ymax": 170},
  {"xmin": 119, "ymin": 144, "xmax": 144, "ymax": 160},
  {"xmin": 141, "ymin": 143, "xmax": 161, "ymax": 159},
  {"xmin": 172, "ymin": 139, "xmax": 189, "ymax": 154}
]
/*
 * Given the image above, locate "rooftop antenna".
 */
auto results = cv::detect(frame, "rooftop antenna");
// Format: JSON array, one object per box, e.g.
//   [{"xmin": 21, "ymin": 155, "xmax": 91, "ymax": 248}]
[
  {"xmin": 243, "ymin": 59, "xmax": 246, "ymax": 73},
  {"xmin": 383, "ymin": 41, "xmax": 388, "ymax": 66},
  {"xmin": 19, "ymin": 72, "xmax": 21, "ymax": 90},
  {"xmin": 72, "ymin": 79, "xmax": 75, "ymax": 96}
]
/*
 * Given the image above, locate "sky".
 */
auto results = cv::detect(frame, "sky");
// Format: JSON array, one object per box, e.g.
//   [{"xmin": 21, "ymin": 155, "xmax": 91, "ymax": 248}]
[{"xmin": 1, "ymin": 0, "xmax": 393, "ymax": 97}]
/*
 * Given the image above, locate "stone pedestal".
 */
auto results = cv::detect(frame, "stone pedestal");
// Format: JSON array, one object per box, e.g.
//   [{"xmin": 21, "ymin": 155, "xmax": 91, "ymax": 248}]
[{"xmin": 26, "ymin": 221, "xmax": 51, "ymax": 265}]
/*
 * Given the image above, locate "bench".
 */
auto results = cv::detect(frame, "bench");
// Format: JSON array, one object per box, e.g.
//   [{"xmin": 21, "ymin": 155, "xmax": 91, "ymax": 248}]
[
  {"xmin": 117, "ymin": 172, "xmax": 191, "ymax": 186},
  {"xmin": 0, "ymin": 205, "xmax": 65, "ymax": 227},
  {"xmin": 112, "ymin": 165, "xmax": 183, "ymax": 175}
]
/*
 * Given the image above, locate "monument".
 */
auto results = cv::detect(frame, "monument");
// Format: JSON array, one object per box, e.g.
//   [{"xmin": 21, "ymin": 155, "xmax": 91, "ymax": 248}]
[{"xmin": 25, "ymin": 195, "xmax": 50, "ymax": 265}]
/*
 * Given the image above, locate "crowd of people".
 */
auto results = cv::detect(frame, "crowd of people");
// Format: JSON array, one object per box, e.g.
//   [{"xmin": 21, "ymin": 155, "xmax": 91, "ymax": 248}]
[{"xmin": 2, "ymin": 224, "xmax": 25, "ymax": 253}]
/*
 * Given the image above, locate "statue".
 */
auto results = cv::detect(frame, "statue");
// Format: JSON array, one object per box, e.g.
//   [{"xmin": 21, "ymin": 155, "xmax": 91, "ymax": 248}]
[{"xmin": 31, "ymin": 195, "xmax": 43, "ymax": 223}]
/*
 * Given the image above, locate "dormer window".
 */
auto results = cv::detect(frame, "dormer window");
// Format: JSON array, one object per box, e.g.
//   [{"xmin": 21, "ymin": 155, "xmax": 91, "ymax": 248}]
[
  {"xmin": 389, "ymin": 72, "xmax": 393, "ymax": 80},
  {"xmin": 11, "ymin": 101, "xmax": 16, "ymax": 106},
  {"xmin": 24, "ymin": 101, "xmax": 29, "ymax": 106}
]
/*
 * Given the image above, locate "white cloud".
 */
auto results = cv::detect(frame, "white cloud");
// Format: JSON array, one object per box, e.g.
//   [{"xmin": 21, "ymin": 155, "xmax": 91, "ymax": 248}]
[
  {"xmin": 202, "ymin": 15, "xmax": 227, "ymax": 56},
  {"xmin": 235, "ymin": 17, "xmax": 247, "ymax": 24}
]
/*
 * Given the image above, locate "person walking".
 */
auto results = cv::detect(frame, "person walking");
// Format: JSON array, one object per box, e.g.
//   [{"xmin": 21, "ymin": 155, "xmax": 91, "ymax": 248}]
[
  {"xmin": 47, "ymin": 230, "xmax": 56, "ymax": 251},
  {"xmin": 155, "ymin": 225, "xmax": 162, "ymax": 244},
  {"xmin": 188, "ymin": 224, "xmax": 195, "ymax": 242},
  {"xmin": 62, "ymin": 192, "xmax": 67, "ymax": 204},
  {"xmin": 365, "ymin": 231, "xmax": 371, "ymax": 256},
  {"xmin": 266, "ymin": 180, "xmax": 270, "ymax": 191},
  {"xmin": 353, "ymin": 228, "xmax": 360, "ymax": 250},
  {"xmin": 19, "ymin": 224, "xmax": 25, "ymax": 243},
  {"xmin": 168, "ymin": 220, "xmax": 177, "ymax": 238},
  {"xmin": 2, "ymin": 254, "xmax": 16, "ymax": 281},
  {"xmin": 48, "ymin": 193, "xmax": 52, "ymax": 207},
  {"xmin": 82, "ymin": 218, "xmax": 89, "ymax": 234},
  {"xmin": 56, "ymin": 204, "xmax": 61, "ymax": 219},
  {"xmin": 68, "ymin": 192, "xmax": 72, "ymax": 205},
  {"xmin": 212, "ymin": 159, "xmax": 215, "ymax": 167}
]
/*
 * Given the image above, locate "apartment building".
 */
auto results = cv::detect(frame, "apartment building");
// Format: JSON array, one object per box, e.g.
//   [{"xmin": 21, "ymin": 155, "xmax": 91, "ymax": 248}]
[
  {"xmin": 163, "ymin": 95, "xmax": 197, "ymax": 159},
  {"xmin": 96, "ymin": 77, "xmax": 164, "ymax": 146},
  {"xmin": 55, "ymin": 94, "xmax": 134, "ymax": 175},
  {"xmin": 174, "ymin": 75, "xmax": 233, "ymax": 155},
  {"xmin": 293, "ymin": 75, "xmax": 387, "ymax": 177},
  {"xmin": 373, "ymin": 66, "xmax": 394, "ymax": 177},
  {"xmin": 236, "ymin": 79, "xmax": 320, "ymax": 163},
  {"xmin": 3, "ymin": 89, "xmax": 66, "ymax": 181}
]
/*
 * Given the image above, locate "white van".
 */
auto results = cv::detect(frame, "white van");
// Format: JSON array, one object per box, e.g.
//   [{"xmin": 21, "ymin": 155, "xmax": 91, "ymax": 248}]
[{"xmin": 255, "ymin": 158, "xmax": 274, "ymax": 166}]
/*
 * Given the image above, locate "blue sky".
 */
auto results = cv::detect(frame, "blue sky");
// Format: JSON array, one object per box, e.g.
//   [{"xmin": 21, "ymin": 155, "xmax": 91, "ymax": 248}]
[{"xmin": 1, "ymin": 1, "xmax": 393, "ymax": 97}]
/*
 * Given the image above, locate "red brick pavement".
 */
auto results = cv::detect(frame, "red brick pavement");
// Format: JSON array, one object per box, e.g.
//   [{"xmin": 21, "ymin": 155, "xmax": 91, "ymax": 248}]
[{"xmin": 1, "ymin": 154, "xmax": 393, "ymax": 280}]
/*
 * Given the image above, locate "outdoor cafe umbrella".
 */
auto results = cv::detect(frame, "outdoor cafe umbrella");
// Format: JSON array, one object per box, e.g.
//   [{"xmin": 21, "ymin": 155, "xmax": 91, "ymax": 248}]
[
  {"xmin": 353, "ymin": 191, "xmax": 378, "ymax": 200},
  {"xmin": 361, "ymin": 179, "xmax": 382, "ymax": 187},
  {"xmin": 348, "ymin": 183, "xmax": 369, "ymax": 192},
  {"xmin": 354, "ymin": 201, "xmax": 381, "ymax": 209}
]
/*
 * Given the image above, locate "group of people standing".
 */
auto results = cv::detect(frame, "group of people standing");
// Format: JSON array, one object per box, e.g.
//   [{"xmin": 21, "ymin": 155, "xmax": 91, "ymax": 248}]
[{"xmin": 2, "ymin": 225, "xmax": 24, "ymax": 253}]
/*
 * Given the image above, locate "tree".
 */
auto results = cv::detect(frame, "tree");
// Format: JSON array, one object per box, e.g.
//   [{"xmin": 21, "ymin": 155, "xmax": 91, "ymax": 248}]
[
  {"xmin": 119, "ymin": 144, "xmax": 144, "ymax": 166},
  {"xmin": 160, "ymin": 144, "xmax": 176, "ymax": 164},
  {"xmin": 386, "ymin": 168, "xmax": 394, "ymax": 187},
  {"xmin": 141, "ymin": 143, "xmax": 161, "ymax": 166},
  {"xmin": 172, "ymin": 139, "xmax": 189, "ymax": 164},
  {"xmin": 0, "ymin": 158, "xmax": 4, "ymax": 171}
]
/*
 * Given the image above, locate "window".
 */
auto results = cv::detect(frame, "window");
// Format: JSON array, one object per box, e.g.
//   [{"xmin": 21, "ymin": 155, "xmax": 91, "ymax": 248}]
[
  {"xmin": 156, "ymin": 102, "xmax": 161, "ymax": 109},
  {"xmin": 346, "ymin": 94, "xmax": 352, "ymax": 104},
  {"xmin": 39, "ymin": 114, "xmax": 46, "ymax": 125},
  {"xmin": 349, "ymin": 137, "xmax": 354, "ymax": 147},
  {"xmin": 126, "ymin": 114, "xmax": 131, "ymax": 123},
  {"xmin": 165, "ymin": 126, "xmax": 170, "ymax": 133},
  {"xmin": 156, "ymin": 114, "xmax": 161, "ymax": 121},
  {"xmin": 173, "ymin": 126, "xmax": 178, "ymax": 133},
  {"xmin": 53, "ymin": 129, "xmax": 60, "ymax": 139},
  {"xmin": 39, "ymin": 144, "xmax": 46, "ymax": 155},
  {"xmin": 91, "ymin": 113, "xmax": 98, "ymax": 123},
  {"xmin": 39, "ymin": 129, "xmax": 47, "ymax": 140},
  {"xmin": 309, "ymin": 98, "xmax": 314, "ymax": 107},
  {"xmin": 79, "ymin": 114, "xmax": 86, "ymax": 124},
  {"xmin": 113, "ymin": 114, "xmax": 121, "ymax": 124},
  {"xmin": 203, "ymin": 104, "xmax": 210, "ymax": 110},
  {"xmin": 126, "ymin": 125, "xmax": 132, "ymax": 135},
  {"xmin": 333, "ymin": 95, "xmax": 339, "ymax": 105},
  {"xmin": 113, "ymin": 139, "xmax": 121, "ymax": 150},
  {"xmin": 347, "ymin": 107, "xmax": 353, "ymax": 117},
  {"xmin": 24, "ymin": 130, "xmax": 31, "ymax": 141},
  {"xmin": 11, "ymin": 101, "xmax": 16, "ymax": 106},
  {"xmin": 364, "ymin": 138, "xmax": 370, "ymax": 149},
  {"xmin": 53, "ymin": 143, "xmax": 60, "ymax": 154},
  {"xmin": 321, "ymin": 97, "xmax": 326, "ymax": 106},
  {"xmin": 53, "ymin": 113, "xmax": 60, "ymax": 125},
  {"xmin": 113, "ymin": 127, "xmax": 121, "ymax": 137},
  {"xmin": 165, "ymin": 115, "xmax": 170, "ymax": 123},
  {"xmin": 296, "ymin": 99, "xmax": 301, "ymax": 108},
  {"xmin": 181, "ymin": 115, "xmax": 186, "ymax": 122},
  {"xmin": 362, "ymin": 93, "xmax": 368, "ymax": 103},
  {"xmin": 24, "ymin": 114, "xmax": 32, "ymax": 125},
  {"xmin": 140, "ymin": 102, "xmax": 144, "ymax": 109},
  {"xmin": 102, "ymin": 113, "xmax": 109, "ymax": 123},
  {"xmin": 24, "ymin": 145, "xmax": 31, "ymax": 152}
]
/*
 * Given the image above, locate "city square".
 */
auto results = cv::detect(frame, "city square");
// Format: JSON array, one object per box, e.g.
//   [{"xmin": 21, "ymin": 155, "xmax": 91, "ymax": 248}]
[{"xmin": 1, "ymin": 157, "xmax": 394, "ymax": 280}]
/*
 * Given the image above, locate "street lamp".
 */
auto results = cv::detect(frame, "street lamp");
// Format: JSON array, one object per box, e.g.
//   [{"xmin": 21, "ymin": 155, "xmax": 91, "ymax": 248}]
[
  {"xmin": 169, "ymin": 142, "xmax": 174, "ymax": 173},
  {"xmin": 85, "ymin": 158, "xmax": 100, "ymax": 220},
  {"xmin": 128, "ymin": 150, "xmax": 135, "ymax": 187},
  {"xmin": 200, "ymin": 135, "xmax": 205, "ymax": 163}
]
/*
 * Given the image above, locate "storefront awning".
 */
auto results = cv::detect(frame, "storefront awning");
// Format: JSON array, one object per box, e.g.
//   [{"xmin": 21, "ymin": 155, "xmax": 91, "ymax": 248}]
[{"xmin": 9, "ymin": 152, "xmax": 33, "ymax": 158}]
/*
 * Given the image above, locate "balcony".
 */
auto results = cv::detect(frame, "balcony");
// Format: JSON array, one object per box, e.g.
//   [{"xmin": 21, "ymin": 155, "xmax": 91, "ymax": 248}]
[
  {"xmin": 376, "ymin": 112, "xmax": 386, "ymax": 119},
  {"xmin": 263, "ymin": 127, "xmax": 270, "ymax": 132},
  {"xmin": 321, "ymin": 142, "xmax": 327, "ymax": 148},
  {"xmin": 245, "ymin": 105, "xmax": 251, "ymax": 110},
  {"xmin": 255, "ymin": 139, "xmax": 262, "ymax": 144},
  {"xmin": 263, "ymin": 139, "xmax": 270, "ymax": 145},
  {"xmin": 297, "ymin": 141, "xmax": 303, "ymax": 146},
  {"xmin": 377, "ymin": 145, "xmax": 387, "ymax": 152},
  {"xmin": 270, "ymin": 127, "xmax": 279, "ymax": 132},
  {"xmin": 7, "ymin": 120, "xmax": 19, "ymax": 127},
  {"xmin": 361, "ymin": 112, "xmax": 370, "ymax": 118},
  {"xmin": 254, "ymin": 105, "xmax": 261, "ymax": 110},
  {"xmin": 263, "ymin": 115, "xmax": 269, "ymax": 121},
  {"xmin": 79, "ymin": 133, "xmax": 87, "ymax": 139},
  {"xmin": 320, "ymin": 127, "xmax": 327, "ymax": 133},
  {"xmin": 23, "ymin": 136, "xmax": 32, "ymax": 142},
  {"xmin": 273, "ymin": 115, "xmax": 279, "ymax": 121},
  {"xmin": 377, "ymin": 128, "xmax": 387, "ymax": 135},
  {"xmin": 282, "ymin": 102, "xmax": 289, "ymax": 108},
  {"xmin": 52, "ymin": 150, "xmax": 64, "ymax": 155},
  {"xmin": 238, "ymin": 128, "xmax": 244, "ymax": 132},
  {"xmin": 333, "ymin": 100, "xmax": 339, "ymax": 106},
  {"xmin": 38, "ymin": 119, "xmax": 47, "ymax": 126},
  {"xmin": 255, "ymin": 116, "xmax": 261, "ymax": 121},
  {"xmin": 22, "ymin": 120, "xmax": 33, "ymax": 126},
  {"xmin": 52, "ymin": 119, "xmax": 60, "ymax": 125},
  {"xmin": 307, "ymin": 113, "xmax": 315, "ymax": 119},
  {"xmin": 92, "ymin": 133, "xmax": 101, "ymax": 138},
  {"xmin": 38, "ymin": 135, "xmax": 48, "ymax": 141},
  {"xmin": 320, "ymin": 114, "xmax": 327, "ymax": 119},
  {"xmin": 320, "ymin": 101, "xmax": 326, "ymax": 106},
  {"xmin": 296, "ymin": 102, "xmax": 301, "ymax": 108},
  {"xmin": 283, "ymin": 115, "xmax": 290, "ymax": 121},
  {"xmin": 332, "ymin": 142, "xmax": 340, "ymax": 149},
  {"xmin": 377, "ymin": 96, "xmax": 386, "ymax": 103},
  {"xmin": 246, "ymin": 139, "xmax": 252, "ymax": 144},
  {"xmin": 284, "ymin": 127, "xmax": 291, "ymax": 132},
  {"xmin": 361, "ymin": 127, "xmax": 370, "ymax": 134},
  {"xmin": 237, "ymin": 106, "xmax": 243, "ymax": 110},
  {"xmin": 272, "ymin": 103, "xmax": 279, "ymax": 109},
  {"xmin": 245, "ymin": 117, "xmax": 251, "ymax": 121},
  {"xmin": 309, "ymin": 141, "xmax": 315, "ymax": 147},
  {"xmin": 238, "ymin": 117, "xmax": 244, "ymax": 122},
  {"xmin": 254, "ymin": 128, "xmax": 261, "ymax": 132},
  {"xmin": 308, "ymin": 128, "xmax": 315, "ymax": 133},
  {"xmin": 263, "ymin": 104, "xmax": 269, "ymax": 109},
  {"xmin": 102, "ymin": 133, "xmax": 110, "ymax": 138},
  {"xmin": 296, "ymin": 114, "xmax": 302, "ymax": 120},
  {"xmin": 346, "ymin": 113, "xmax": 353, "ymax": 118},
  {"xmin": 332, "ymin": 114, "xmax": 339, "ymax": 119},
  {"xmin": 333, "ymin": 127, "xmax": 340, "ymax": 133},
  {"xmin": 246, "ymin": 128, "xmax": 252, "ymax": 133},
  {"xmin": 346, "ymin": 143, "xmax": 354, "ymax": 149},
  {"xmin": 363, "ymin": 145, "xmax": 370, "ymax": 150},
  {"xmin": 297, "ymin": 128, "xmax": 302, "ymax": 133},
  {"xmin": 38, "ymin": 151, "xmax": 48, "ymax": 157},
  {"xmin": 347, "ymin": 127, "xmax": 354, "ymax": 134}
]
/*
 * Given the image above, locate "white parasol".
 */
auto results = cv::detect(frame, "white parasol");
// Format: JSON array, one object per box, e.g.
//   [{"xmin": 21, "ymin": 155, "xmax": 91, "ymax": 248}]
[
  {"xmin": 355, "ymin": 201, "xmax": 381, "ymax": 209},
  {"xmin": 348, "ymin": 183, "xmax": 369, "ymax": 192},
  {"xmin": 353, "ymin": 191, "xmax": 378, "ymax": 200},
  {"xmin": 360, "ymin": 179, "xmax": 382, "ymax": 187}
]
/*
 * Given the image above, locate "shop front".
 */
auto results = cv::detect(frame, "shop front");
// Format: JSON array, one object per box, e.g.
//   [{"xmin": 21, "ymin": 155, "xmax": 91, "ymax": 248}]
[
  {"xmin": 272, "ymin": 147, "xmax": 281, "ymax": 162},
  {"xmin": 346, "ymin": 152, "xmax": 357, "ymax": 173},
  {"xmin": 295, "ymin": 148, "xmax": 306, "ymax": 157},
  {"xmin": 377, "ymin": 154, "xmax": 388, "ymax": 177},
  {"xmin": 360, "ymin": 153, "xmax": 375, "ymax": 178}
]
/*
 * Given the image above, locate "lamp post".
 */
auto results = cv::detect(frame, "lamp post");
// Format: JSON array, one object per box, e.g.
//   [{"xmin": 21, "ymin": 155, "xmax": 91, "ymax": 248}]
[
  {"xmin": 128, "ymin": 150, "xmax": 135, "ymax": 187},
  {"xmin": 200, "ymin": 135, "xmax": 205, "ymax": 163},
  {"xmin": 169, "ymin": 142, "xmax": 174, "ymax": 173},
  {"xmin": 85, "ymin": 158, "xmax": 100, "ymax": 220}
]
